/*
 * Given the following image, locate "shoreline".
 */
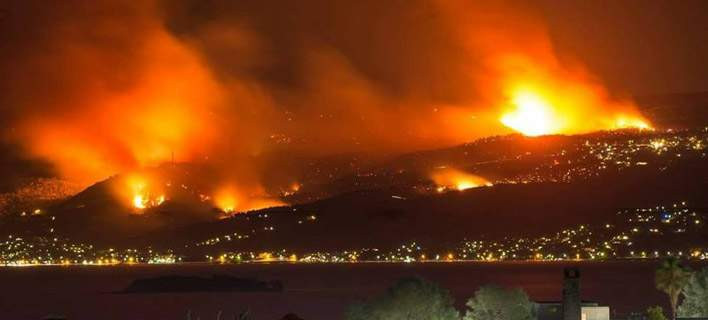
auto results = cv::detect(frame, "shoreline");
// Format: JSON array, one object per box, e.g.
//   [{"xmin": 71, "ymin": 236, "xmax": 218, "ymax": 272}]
[{"xmin": 1, "ymin": 257, "xmax": 692, "ymax": 268}]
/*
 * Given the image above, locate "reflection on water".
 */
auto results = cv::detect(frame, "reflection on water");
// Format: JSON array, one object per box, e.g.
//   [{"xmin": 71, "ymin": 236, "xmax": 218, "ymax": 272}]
[{"xmin": 0, "ymin": 261, "xmax": 703, "ymax": 320}]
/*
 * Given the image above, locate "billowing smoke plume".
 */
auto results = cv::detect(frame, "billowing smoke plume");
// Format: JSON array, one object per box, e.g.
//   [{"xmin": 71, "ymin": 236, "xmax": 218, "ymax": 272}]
[{"xmin": 0, "ymin": 0, "xmax": 648, "ymax": 208}]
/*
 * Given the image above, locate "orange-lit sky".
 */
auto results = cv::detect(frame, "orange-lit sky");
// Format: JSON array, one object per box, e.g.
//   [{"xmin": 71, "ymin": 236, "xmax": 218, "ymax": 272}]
[{"xmin": 0, "ymin": 0, "xmax": 706, "ymax": 192}]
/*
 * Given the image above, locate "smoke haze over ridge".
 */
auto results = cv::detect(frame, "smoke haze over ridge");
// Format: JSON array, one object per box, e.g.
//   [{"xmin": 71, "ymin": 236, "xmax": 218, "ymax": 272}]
[{"xmin": 0, "ymin": 0, "xmax": 706, "ymax": 194}]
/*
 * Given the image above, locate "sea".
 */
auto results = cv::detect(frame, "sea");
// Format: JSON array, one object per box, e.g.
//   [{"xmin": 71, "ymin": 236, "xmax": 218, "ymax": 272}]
[{"xmin": 1, "ymin": 260, "xmax": 705, "ymax": 320}]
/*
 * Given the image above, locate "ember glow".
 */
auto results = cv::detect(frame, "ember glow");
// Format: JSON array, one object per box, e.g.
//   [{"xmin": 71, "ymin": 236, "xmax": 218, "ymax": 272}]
[
  {"xmin": 501, "ymin": 89, "xmax": 563, "ymax": 137},
  {"xmin": 613, "ymin": 116, "xmax": 652, "ymax": 131},
  {"xmin": 214, "ymin": 186, "xmax": 284, "ymax": 215},
  {"xmin": 496, "ymin": 68, "xmax": 652, "ymax": 137},
  {"xmin": 281, "ymin": 183, "xmax": 301, "ymax": 197},
  {"xmin": 132, "ymin": 194, "xmax": 165, "ymax": 210},
  {"xmin": 214, "ymin": 187, "xmax": 238, "ymax": 214},
  {"xmin": 431, "ymin": 168, "xmax": 492, "ymax": 192},
  {"xmin": 121, "ymin": 175, "xmax": 166, "ymax": 211}
]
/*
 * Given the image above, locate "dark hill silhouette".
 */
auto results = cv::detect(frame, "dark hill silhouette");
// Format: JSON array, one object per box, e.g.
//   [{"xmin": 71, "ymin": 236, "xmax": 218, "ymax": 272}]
[
  {"xmin": 3, "ymin": 127, "xmax": 707, "ymax": 253},
  {"xmin": 148, "ymin": 160, "xmax": 708, "ymax": 255},
  {"xmin": 637, "ymin": 91, "xmax": 708, "ymax": 129},
  {"xmin": 0, "ymin": 165, "xmax": 222, "ymax": 246}
]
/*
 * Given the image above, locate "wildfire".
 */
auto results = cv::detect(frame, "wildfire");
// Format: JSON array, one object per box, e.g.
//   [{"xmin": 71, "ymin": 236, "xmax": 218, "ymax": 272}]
[
  {"xmin": 499, "ymin": 85, "xmax": 652, "ymax": 137},
  {"xmin": 5, "ymin": 1, "xmax": 659, "ymax": 214},
  {"xmin": 431, "ymin": 168, "xmax": 492, "ymax": 192},
  {"xmin": 132, "ymin": 194, "xmax": 165, "ymax": 209},
  {"xmin": 500, "ymin": 90, "xmax": 562, "ymax": 136},
  {"xmin": 281, "ymin": 182, "xmax": 301, "ymax": 197},
  {"xmin": 214, "ymin": 188, "xmax": 238, "ymax": 214},
  {"xmin": 613, "ymin": 116, "xmax": 651, "ymax": 131},
  {"xmin": 122, "ymin": 175, "xmax": 166, "ymax": 211},
  {"xmin": 213, "ymin": 186, "xmax": 285, "ymax": 216},
  {"xmin": 133, "ymin": 194, "xmax": 147, "ymax": 209}
]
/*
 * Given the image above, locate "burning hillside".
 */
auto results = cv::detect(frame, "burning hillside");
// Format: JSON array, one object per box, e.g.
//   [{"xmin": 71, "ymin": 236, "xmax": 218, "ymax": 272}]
[
  {"xmin": 499, "ymin": 85, "xmax": 651, "ymax": 136},
  {"xmin": 108, "ymin": 165, "xmax": 287, "ymax": 216},
  {"xmin": 0, "ymin": 0, "xmax": 656, "ymax": 209},
  {"xmin": 431, "ymin": 168, "xmax": 493, "ymax": 193}
]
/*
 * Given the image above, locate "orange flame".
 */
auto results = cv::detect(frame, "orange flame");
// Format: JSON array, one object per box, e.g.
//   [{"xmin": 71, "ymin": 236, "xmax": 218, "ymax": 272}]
[
  {"xmin": 214, "ymin": 185, "xmax": 284, "ymax": 215},
  {"xmin": 499, "ymin": 84, "xmax": 651, "ymax": 136},
  {"xmin": 118, "ymin": 174, "xmax": 166, "ymax": 211},
  {"xmin": 431, "ymin": 168, "xmax": 492, "ymax": 192},
  {"xmin": 500, "ymin": 89, "xmax": 563, "ymax": 136},
  {"xmin": 495, "ymin": 56, "xmax": 651, "ymax": 137},
  {"xmin": 214, "ymin": 187, "xmax": 238, "ymax": 214},
  {"xmin": 5, "ymin": 0, "xmax": 656, "ymax": 205},
  {"xmin": 17, "ymin": 24, "xmax": 223, "ymax": 186}
]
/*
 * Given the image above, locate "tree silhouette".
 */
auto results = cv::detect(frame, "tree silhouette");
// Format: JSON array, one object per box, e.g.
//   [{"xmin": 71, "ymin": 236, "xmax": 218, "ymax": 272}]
[
  {"xmin": 655, "ymin": 257, "xmax": 692, "ymax": 320},
  {"xmin": 678, "ymin": 267, "xmax": 708, "ymax": 318},
  {"xmin": 463, "ymin": 285, "xmax": 534, "ymax": 320},
  {"xmin": 346, "ymin": 277, "xmax": 460, "ymax": 320}
]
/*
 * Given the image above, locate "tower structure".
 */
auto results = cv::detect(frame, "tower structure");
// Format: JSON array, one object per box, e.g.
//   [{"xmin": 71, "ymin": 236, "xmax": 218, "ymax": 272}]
[{"xmin": 562, "ymin": 267, "xmax": 581, "ymax": 320}]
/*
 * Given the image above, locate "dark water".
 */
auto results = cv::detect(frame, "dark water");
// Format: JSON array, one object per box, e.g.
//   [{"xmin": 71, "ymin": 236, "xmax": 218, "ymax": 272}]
[{"xmin": 0, "ymin": 261, "xmax": 703, "ymax": 320}]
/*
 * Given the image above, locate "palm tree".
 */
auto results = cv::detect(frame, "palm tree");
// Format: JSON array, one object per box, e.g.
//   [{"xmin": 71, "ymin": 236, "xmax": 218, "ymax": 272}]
[{"xmin": 655, "ymin": 257, "xmax": 692, "ymax": 320}]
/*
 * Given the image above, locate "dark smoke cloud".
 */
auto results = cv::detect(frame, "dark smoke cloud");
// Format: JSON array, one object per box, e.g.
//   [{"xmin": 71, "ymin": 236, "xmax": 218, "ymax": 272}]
[
  {"xmin": 163, "ymin": 0, "xmax": 477, "ymax": 100},
  {"xmin": 159, "ymin": 0, "xmax": 530, "ymax": 154},
  {"xmin": 0, "ymin": 143, "xmax": 54, "ymax": 192}
]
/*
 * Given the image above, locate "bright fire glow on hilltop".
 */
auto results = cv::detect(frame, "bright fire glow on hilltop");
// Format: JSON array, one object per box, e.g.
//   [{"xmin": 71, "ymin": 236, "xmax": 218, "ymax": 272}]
[
  {"xmin": 614, "ymin": 116, "xmax": 651, "ymax": 131},
  {"xmin": 498, "ymin": 83, "xmax": 651, "ymax": 137},
  {"xmin": 500, "ymin": 90, "xmax": 562, "ymax": 136},
  {"xmin": 431, "ymin": 168, "xmax": 492, "ymax": 192},
  {"xmin": 122, "ymin": 175, "xmax": 166, "ymax": 211},
  {"xmin": 214, "ymin": 186, "xmax": 285, "ymax": 216},
  {"xmin": 132, "ymin": 194, "xmax": 166, "ymax": 210},
  {"xmin": 214, "ymin": 188, "xmax": 238, "ymax": 214},
  {"xmin": 133, "ymin": 194, "xmax": 147, "ymax": 209},
  {"xmin": 4, "ymin": 1, "xmax": 657, "ymax": 208}
]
